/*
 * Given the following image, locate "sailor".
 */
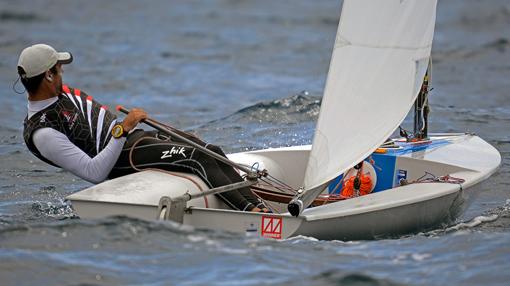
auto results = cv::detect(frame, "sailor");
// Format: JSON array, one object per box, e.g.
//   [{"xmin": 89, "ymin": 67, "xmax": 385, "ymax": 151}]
[{"xmin": 18, "ymin": 44, "xmax": 268, "ymax": 212}]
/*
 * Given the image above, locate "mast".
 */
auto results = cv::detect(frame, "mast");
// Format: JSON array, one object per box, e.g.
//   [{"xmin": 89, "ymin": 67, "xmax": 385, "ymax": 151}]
[{"xmin": 413, "ymin": 61, "xmax": 431, "ymax": 140}]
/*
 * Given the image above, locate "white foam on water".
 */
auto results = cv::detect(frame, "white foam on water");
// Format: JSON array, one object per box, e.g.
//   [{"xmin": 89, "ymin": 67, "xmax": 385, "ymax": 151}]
[
  {"xmin": 391, "ymin": 253, "xmax": 408, "ymax": 264},
  {"xmin": 187, "ymin": 234, "xmax": 206, "ymax": 243},
  {"xmin": 411, "ymin": 253, "xmax": 432, "ymax": 261},
  {"xmin": 447, "ymin": 214, "xmax": 499, "ymax": 231},
  {"xmin": 283, "ymin": 235, "xmax": 319, "ymax": 243},
  {"xmin": 218, "ymin": 247, "xmax": 249, "ymax": 255},
  {"xmin": 391, "ymin": 252, "xmax": 432, "ymax": 264},
  {"xmin": 254, "ymin": 245, "xmax": 273, "ymax": 251},
  {"xmin": 333, "ymin": 240, "xmax": 363, "ymax": 245}
]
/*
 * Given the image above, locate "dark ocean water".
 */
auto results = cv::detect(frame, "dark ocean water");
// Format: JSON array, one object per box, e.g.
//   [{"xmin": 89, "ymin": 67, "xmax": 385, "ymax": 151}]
[{"xmin": 0, "ymin": 0, "xmax": 509, "ymax": 285}]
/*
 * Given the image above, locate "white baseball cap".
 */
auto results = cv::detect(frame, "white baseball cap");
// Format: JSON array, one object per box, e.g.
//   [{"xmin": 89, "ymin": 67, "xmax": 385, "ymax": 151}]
[{"xmin": 17, "ymin": 44, "xmax": 73, "ymax": 78}]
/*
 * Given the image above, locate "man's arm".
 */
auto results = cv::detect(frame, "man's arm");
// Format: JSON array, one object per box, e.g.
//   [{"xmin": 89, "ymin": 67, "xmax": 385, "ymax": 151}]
[{"xmin": 32, "ymin": 128, "xmax": 126, "ymax": 183}]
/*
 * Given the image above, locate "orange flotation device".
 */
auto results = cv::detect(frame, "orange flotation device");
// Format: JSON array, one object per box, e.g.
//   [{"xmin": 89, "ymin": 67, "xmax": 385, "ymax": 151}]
[
  {"xmin": 339, "ymin": 161, "xmax": 374, "ymax": 198},
  {"xmin": 340, "ymin": 173, "xmax": 373, "ymax": 198}
]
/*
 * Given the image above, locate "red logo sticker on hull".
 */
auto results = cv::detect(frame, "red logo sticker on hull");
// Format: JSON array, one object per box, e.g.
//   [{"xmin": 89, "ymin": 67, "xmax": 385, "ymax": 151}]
[{"xmin": 261, "ymin": 216, "xmax": 282, "ymax": 239}]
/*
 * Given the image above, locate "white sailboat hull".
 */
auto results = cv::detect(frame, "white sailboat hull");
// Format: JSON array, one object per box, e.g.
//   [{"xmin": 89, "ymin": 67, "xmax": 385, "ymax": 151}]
[{"xmin": 67, "ymin": 134, "xmax": 500, "ymax": 240}]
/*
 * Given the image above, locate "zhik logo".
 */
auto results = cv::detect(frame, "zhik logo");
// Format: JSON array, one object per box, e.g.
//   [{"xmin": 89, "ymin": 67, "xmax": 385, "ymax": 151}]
[{"xmin": 161, "ymin": 147, "xmax": 187, "ymax": 159}]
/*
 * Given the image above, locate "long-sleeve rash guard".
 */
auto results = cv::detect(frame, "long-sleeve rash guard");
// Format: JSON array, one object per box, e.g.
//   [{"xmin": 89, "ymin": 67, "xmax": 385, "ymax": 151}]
[{"xmin": 28, "ymin": 97, "xmax": 126, "ymax": 183}]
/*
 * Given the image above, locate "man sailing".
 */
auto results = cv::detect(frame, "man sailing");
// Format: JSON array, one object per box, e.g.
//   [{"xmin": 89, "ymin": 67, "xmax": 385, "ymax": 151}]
[{"xmin": 18, "ymin": 44, "xmax": 268, "ymax": 213}]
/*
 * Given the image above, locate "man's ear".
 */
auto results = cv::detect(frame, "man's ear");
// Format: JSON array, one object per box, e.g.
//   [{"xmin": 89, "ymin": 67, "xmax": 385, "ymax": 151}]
[{"xmin": 45, "ymin": 71, "xmax": 53, "ymax": 82}]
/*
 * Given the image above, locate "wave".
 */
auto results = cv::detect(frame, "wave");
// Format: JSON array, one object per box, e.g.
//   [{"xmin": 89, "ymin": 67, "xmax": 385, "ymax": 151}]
[
  {"xmin": 0, "ymin": 216, "xmax": 197, "ymax": 249},
  {"xmin": 0, "ymin": 11, "xmax": 42, "ymax": 22},
  {"xmin": 0, "ymin": 214, "xmax": 252, "ymax": 240},
  {"xmin": 420, "ymin": 199, "xmax": 510, "ymax": 237},
  {"xmin": 200, "ymin": 91, "xmax": 321, "ymax": 128},
  {"xmin": 192, "ymin": 91, "xmax": 320, "ymax": 151},
  {"xmin": 280, "ymin": 271, "xmax": 402, "ymax": 286},
  {"xmin": 432, "ymin": 37, "xmax": 509, "ymax": 63},
  {"xmin": 457, "ymin": 3, "xmax": 510, "ymax": 28},
  {"xmin": 446, "ymin": 214, "xmax": 499, "ymax": 232}
]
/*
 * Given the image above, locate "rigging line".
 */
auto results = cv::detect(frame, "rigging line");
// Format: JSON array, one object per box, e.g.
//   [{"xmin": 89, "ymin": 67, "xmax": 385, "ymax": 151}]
[
  {"xmin": 249, "ymin": 187, "xmax": 290, "ymax": 214},
  {"xmin": 251, "ymin": 185, "xmax": 295, "ymax": 197},
  {"xmin": 416, "ymin": 171, "xmax": 436, "ymax": 182},
  {"xmin": 252, "ymin": 169, "xmax": 295, "ymax": 191},
  {"xmin": 420, "ymin": 97, "xmax": 427, "ymax": 132},
  {"xmin": 239, "ymin": 161, "xmax": 295, "ymax": 192},
  {"xmin": 239, "ymin": 163, "xmax": 294, "ymax": 191},
  {"xmin": 401, "ymin": 173, "xmax": 465, "ymax": 190},
  {"xmin": 259, "ymin": 177, "xmax": 296, "ymax": 194},
  {"xmin": 328, "ymin": 167, "xmax": 351, "ymax": 196},
  {"xmin": 240, "ymin": 173, "xmax": 284, "ymax": 193},
  {"xmin": 419, "ymin": 84, "xmax": 430, "ymax": 133},
  {"xmin": 257, "ymin": 183, "xmax": 293, "ymax": 199},
  {"xmin": 317, "ymin": 194, "xmax": 346, "ymax": 206},
  {"xmin": 266, "ymin": 173, "xmax": 296, "ymax": 191},
  {"xmin": 237, "ymin": 161, "xmax": 296, "ymax": 191},
  {"xmin": 250, "ymin": 189, "xmax": 278, "ymax": 214},
  {"xmin": 419, "ymin": 61, "xmax": 433, "ymax": 133},
  {"xmin": 257, "ymin": 177, "xmax": 286, "ymax": 191},
  {"xmin": 262, "ymin": 177, "xmax": 294, "ymax": 192},
  {"xmin": 419, "ymin": 87, "xmax": 434, "ymax": 133}
]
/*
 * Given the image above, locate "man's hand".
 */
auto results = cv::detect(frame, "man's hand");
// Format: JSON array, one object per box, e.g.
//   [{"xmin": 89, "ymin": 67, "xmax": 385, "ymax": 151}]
[{"xmin": 121, "ymin": 108, "xmax": 148, "ymax": 132}]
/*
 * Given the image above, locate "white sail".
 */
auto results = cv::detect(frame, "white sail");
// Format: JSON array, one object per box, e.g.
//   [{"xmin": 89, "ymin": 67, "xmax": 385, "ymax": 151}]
[{"xmin": 303, "ymin": 0, "xmax": 438, "ymax": 190}]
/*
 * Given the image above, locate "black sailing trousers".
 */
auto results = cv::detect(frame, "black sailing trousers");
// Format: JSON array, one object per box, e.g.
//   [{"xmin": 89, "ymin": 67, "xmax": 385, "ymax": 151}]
[{"xmin": 108, "ymin": 130, "xmax": 263, "ymax": 211}]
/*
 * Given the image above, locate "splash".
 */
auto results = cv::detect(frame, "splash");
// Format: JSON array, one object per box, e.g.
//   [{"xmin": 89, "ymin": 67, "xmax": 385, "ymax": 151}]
[{"xmin": 31, "ymin": 199, "xmax": 76, "ymax": 220}]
